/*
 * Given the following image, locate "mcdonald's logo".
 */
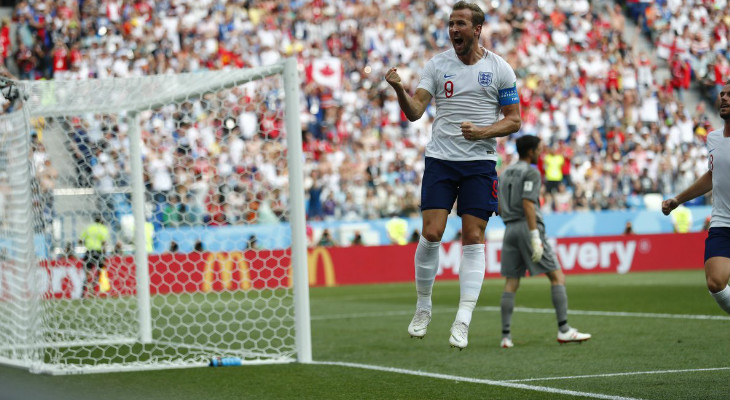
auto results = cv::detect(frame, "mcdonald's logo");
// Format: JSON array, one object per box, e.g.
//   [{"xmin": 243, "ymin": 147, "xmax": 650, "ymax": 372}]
[
  {"xmin": 288, "ymin": 247, "xmax": 336, "ymax": 287},
  {"xmin": 203, "ymin": 252, "xmax": 251, "ymax": 292}
]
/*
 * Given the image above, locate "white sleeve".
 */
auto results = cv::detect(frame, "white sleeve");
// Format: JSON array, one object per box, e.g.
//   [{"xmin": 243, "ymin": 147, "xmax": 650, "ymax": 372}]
[
  {"xmin": 496, "ymin": 56, "xmax": 519, "ymax": 106},
  {"xmin": 416, "ymin": 60, "xmax": 437, "ymax": 97},
  {"xmin": 708, "ymin": 135, "xmax": 714, "ymax": 172}
]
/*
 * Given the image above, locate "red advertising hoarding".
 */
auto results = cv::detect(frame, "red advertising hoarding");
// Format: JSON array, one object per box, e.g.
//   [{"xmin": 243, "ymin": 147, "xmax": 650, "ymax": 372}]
[{"xmin": 1, "ymin": 232, "xmax": 705, "ymax": 300}]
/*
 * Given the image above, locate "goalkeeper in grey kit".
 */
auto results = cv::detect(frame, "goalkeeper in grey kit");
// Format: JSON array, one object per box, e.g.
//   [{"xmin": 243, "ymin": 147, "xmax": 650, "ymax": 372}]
[{"xmin": 496, "ymin": 135, "xmax": 590, "ymax": 348}]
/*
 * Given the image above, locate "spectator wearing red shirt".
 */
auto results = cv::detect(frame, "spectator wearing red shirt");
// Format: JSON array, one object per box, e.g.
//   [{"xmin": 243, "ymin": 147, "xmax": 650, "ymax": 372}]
[
  {"xmin": 0, "ymin": 19, "xmax": 10, "ymax": 66},
  {"xmin": 69, "ymin": 43, "xmax": 82, "ymax": 69},
  {"xmin": 606, "ymin": 64, "xmax": 620, "ymax": 97},
  {"xmin": 605, "ymin": 124, "xmax": 626, "ymax": 147},
  {"xmin": 56, "ymin": 2, "xmax": 74, "ymax": 20},
  {"xmin": 670, "ymin": 53, "xmax": 691, "ymax": 100},
  {"xmin": 259, "ymin": 108, "xmax": 281, "ymax": 140},
  {"xmin": 713, "ymin": 55, "xmax": 730, "ymax": 100},
  {"xmin": 206, "ymin": 193, "xmax": 228, "ymax": 226},
  {"xmin": 133, "ymin": 0, "xmax": 153, "ymax": 21},
  {"xmin": 558, "ymin": 140, "xmax": 574, "ymax": 189},
  {"xmin": 52, "ymin": 41, "xmax": 69, "ymax": 79}
]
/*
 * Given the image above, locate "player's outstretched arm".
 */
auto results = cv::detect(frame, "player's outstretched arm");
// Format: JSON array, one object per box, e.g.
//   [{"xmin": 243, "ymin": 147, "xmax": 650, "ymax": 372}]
[
  {"xmin": 384, "ymin": 67, "xmax": 432, "ymax": 122},
  {"xmin": 461, "ymin": 103, "xmax": 521, "ymax": 141},
  {"xmin": 662, "ymin": 171, "xmax": 712, "ymax": 215}
]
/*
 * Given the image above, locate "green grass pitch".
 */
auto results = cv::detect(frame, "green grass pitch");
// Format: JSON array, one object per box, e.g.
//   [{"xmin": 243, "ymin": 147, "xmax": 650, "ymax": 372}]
[{"xmin": 1, "ymin": 270, "xmax": 728, "ymax": 399}]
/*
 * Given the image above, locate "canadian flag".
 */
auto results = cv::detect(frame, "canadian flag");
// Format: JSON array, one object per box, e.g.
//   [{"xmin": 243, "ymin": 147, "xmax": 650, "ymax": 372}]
[{"xmin": 310, "ymin": 57, "xmax": 343, "ymax": 89}]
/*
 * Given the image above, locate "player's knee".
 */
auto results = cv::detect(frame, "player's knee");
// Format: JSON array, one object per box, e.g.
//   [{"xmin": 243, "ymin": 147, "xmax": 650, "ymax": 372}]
[
  {"xmin": 421, "ymin": 230, "xmax": 443, "ymax": 243},
  {"xmin": 706, "ymin": 276, "xmax": 727, "ymax": 293},
  {"xmin": 460, "ymin": 231, "xmax": 484, "ymax": 245},
  {"xmin": 504, "ymin": 280, "xmax": 519, "ymax": 292},
  {"xmin": 547, "ymin": 270, "xmax": 565, "ymax": 285},
  {"xmin": 549, "ymin": 277, "xmax": 565, "ymax": 286}
]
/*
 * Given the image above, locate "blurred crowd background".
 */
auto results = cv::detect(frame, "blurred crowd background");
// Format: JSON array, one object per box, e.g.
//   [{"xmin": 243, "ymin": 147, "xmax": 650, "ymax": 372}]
[{"xmin": 2, "ymin": 0, "xmax": 727, "ymax": 238}]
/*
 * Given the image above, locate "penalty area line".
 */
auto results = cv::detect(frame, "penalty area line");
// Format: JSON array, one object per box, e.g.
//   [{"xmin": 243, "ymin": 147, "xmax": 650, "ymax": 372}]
[
  {"xmin": 499, "ymin": 307, "xmax": 730, "ymax": 321},
  {"xmin": 311, "ymin": 307, "xmax": 730, "ymax": 322},
  {"xmin": 313, "ymin": 360, "xmax": 644, "ymax": 400},
  {"xmin": 502, "ymin": 366, "xmax": 730, "ymax": 383}
]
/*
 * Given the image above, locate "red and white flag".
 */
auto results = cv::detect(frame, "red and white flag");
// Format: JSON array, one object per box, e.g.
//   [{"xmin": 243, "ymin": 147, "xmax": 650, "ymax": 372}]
[{"xmin": 310, "ymin": 57, "xmax": 342, "ymax": 89}]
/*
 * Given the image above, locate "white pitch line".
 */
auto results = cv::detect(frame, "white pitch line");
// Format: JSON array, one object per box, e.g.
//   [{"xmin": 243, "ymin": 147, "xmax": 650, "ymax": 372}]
[
  {"xmin": 503, "ymin": 367, "xmax": 730, "ymax": 383},
  {"xmin": 503, "ymin": 307, "xmax": 730, "ymax": 321},
  {"xmin": 313, "ymin": 360, "xmax": 644, "ymax": 400},
  {"xmin": 311, "ymin": 307, "xmax": 730, "ymax": 321}
]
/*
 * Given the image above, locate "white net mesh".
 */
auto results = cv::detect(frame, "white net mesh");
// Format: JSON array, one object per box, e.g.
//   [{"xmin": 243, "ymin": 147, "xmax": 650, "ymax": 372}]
[
  {"xmin": 0, "ymin": 110, "xmax": 44, "ymax": 369},
  {"xmin": 0, "ymin": 62, "xmax": 307, "ymax": 374}
]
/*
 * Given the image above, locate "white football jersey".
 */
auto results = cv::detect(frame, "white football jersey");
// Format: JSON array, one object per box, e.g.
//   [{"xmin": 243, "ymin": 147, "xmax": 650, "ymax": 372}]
[
  {"xmin": 707, "ymin": 129, "xmax": 730, "ymax": 228},
  {"xmin": 417, "ymin": 48, "xmax": 518, "ymax": 161}
]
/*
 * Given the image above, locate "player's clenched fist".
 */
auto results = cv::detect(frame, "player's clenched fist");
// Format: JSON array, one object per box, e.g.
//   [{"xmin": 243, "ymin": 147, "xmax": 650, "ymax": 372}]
[
  {"xmin": 461, "ymin": 121, "xmax": 477, "ymax": 140},
  {"xmin": 661, "ymin": 197, "xmax": 679, "ymax": 216},
  {"xmin": 385, "ymin": 68, "xmax": 402, "ymax": 89}
]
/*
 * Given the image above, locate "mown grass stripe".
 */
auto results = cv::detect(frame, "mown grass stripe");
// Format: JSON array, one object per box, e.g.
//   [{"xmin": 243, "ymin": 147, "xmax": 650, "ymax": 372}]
[{"xmin": 314, "ymin": 360, "xmax": 644, "ymax": 400}]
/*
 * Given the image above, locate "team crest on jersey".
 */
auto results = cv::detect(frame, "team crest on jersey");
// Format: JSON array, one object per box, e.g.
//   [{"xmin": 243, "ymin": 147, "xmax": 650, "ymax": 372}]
[{"xmin": 478, "ymin": 72, "xmax": 493, "ymax": 87}]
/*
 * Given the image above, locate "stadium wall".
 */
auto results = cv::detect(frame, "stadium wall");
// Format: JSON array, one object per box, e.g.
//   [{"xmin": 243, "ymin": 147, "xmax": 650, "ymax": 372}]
[
  {"xmin": 7, "ymin": 207, "xmax": 713, "ymax": 260},
  {"xmin": 10, "ymin": 232, "xmax": 705, "ymax": 299},
  {"xmin": 151, "ymin": 206, "xmax": 712, "ymax": 254}
]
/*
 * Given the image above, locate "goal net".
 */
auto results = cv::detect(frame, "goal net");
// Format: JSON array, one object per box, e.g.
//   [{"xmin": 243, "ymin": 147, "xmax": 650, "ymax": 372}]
[{"xmin": 0, "ymin": 59, "xmax": 311, "ymax": 374}]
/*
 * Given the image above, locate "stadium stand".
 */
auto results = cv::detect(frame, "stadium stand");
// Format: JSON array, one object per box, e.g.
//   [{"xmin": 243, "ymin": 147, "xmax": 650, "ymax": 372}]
[{"xmin": 1, "ymin": 0, "xmax": 720, "ymax": 236}]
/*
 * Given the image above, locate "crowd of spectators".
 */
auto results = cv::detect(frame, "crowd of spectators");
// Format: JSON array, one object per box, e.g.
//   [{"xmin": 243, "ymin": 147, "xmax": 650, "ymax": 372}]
[
  {"xmin": 4, "ymin": 0, "xmax": 724, "ymax": 235},
  {"xmin": 619, "ymin": 0, "xmax": 730, "ymax": 104}
]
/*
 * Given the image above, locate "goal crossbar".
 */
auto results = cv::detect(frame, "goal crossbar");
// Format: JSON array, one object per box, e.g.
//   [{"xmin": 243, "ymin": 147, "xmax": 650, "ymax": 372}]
[{"xmin": 24, "ymin": 64, "xmax": 285, "ymax": 118}]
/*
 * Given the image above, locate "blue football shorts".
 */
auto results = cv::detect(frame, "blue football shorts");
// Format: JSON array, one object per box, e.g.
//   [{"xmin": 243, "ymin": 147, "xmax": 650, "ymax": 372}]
[
  {"xmin": 704, "ymin": 227, "xmax": 730, "ymax": 262},
  {"xmin": 420, "ymin": 157, "xmax": 498, "ymax": 222}
]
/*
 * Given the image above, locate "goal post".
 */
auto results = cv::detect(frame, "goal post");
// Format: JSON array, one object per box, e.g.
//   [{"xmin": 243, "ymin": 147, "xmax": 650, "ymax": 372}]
[
  {"xmin": 0, "ymin": 58, "xmax": 311, "ymax": 374},
  {"xmin": 0, "ymin": 109, "xmax": 43, "ymax": 370},
  {"xmin": 283, "ymin": 59, "xmax": 312, "ymax": 364}
]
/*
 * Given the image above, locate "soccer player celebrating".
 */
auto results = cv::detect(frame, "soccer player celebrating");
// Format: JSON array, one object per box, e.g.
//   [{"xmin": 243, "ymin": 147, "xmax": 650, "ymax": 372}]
[
  {"xmin": 385, "ymin": 1, "xmax": 521, "ymax": 349},
  {"xmin": 662, "ymin": 82, "xmax": 730, "ymax": 314},
  {"xmin": 497, "ymin": 136, "xmax": 591, "ymax": 348}
]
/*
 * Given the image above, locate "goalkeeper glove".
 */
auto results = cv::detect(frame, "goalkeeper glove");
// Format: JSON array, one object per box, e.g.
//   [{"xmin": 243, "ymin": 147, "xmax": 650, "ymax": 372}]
[{"xmin": 530, "ymin": 229, "xmax": 544, "ymax": 263}]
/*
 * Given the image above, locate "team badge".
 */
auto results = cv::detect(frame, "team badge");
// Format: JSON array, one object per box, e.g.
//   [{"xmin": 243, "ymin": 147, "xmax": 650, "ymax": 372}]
[{"xmin": 478, "ymin": 71, "xmax": 492, "ymax": 87}]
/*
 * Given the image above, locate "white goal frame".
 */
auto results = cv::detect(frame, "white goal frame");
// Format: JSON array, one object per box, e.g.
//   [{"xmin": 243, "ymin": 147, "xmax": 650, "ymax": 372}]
[{"xmin": 0, "ymin": 58, "xmax": 311, "ymax": 374}]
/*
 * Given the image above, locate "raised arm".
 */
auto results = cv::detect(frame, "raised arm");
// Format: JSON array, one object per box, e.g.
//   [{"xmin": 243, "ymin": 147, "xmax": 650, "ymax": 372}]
[
  {"xmin": 488, "ymin": 103, "xmax": 522, "ymax": 138},
  {"xmin": 461, "ymin": 103, "xmax": 522, "ymax": 141},
  {"xmin": 385, "ymin": 67, "xmax": 433, "ymax": 122},
  {"xmin": 662, "ymin": 171, "xmax": 713, "ymax": 215}
]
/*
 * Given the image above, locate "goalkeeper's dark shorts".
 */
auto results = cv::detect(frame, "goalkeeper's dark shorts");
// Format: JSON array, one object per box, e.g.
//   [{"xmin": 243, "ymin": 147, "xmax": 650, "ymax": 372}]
[
  {"xmin": 704, "ymin": 227, "xmax": 730, "ymax": 262},
  {"xmin": 84, "ymin": 250, "xmax": 105, "ymax": 270}
]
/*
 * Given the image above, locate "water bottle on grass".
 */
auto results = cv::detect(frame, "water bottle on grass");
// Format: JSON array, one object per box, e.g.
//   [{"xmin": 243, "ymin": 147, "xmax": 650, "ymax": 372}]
[{"xmin": 209, "ymin": 356, "xmax": 242, "ymax": 367}]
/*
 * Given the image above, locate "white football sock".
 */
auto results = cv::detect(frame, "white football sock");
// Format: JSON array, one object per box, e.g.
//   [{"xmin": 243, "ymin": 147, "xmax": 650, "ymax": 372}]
[
  {"xmin": 710, "ymin": 285, "xmax": 730, "ymax": 314},
  {"xmin": 455, "ymin": 244, "xmax": 486, "ymax": 325},
  {"xmin": 415, "ymin": 236, "xmax": 440, "ymax": 310}
]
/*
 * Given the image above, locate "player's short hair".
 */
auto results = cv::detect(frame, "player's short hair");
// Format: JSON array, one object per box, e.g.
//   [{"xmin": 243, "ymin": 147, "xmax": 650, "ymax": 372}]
[
  {"xmin": 452, "ymin": 1, "xmax": 485, "ymax": 28},
  {"xmin": 516, "ymin": 135, "xmax": 541, "ymax": 158}
]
